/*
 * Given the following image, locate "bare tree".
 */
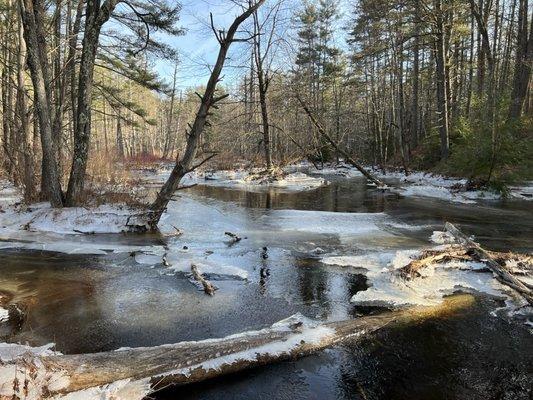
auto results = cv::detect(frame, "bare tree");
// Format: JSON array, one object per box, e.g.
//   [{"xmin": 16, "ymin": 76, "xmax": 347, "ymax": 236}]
[
  {"xmin": 252, "ymin": 2, "xmax": 283, "ymax": 170},
  {"xmin": 19, "ymin": 0, "xmax": 64, "ymax": 206},
  {"xmin": 65, "ymin": 0, "xmax": 122, "ymax": 206},
  {"xmin": 148, "ymin": 0, "xmax": 266, "ymax": 230}
]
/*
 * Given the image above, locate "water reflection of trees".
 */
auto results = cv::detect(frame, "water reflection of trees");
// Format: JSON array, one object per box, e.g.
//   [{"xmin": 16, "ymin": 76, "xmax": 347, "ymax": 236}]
[
  {"xmin": 296, "ymin": 264, "xmax": 330, "ymax": 315},
  {"xmin": 1, "ymin": 252, "xmax": 109, "ymax": 353},
  {"xmin": 190, "ymin": 179, "xmax": 402, "ymax": 214}
]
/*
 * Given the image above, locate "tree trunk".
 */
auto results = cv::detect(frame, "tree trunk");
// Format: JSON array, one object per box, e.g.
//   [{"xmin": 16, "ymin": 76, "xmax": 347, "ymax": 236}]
[
  {"xmin": 411, "ymin": 0, "xmax": 421, "ymax": 144},
  {"xmin": 15, "ymin": 14, "xmax": 35, "ymax": 200},
  {"xmin": 0, "ymin": 295, "xmax": 473, "ymax": 399},
  {"xmin": 253, "ymin": 10, "xmax": 273, "ymax": 170},
  {"xmin": 19, "ymin": 0, "xmax": 64, "ymax": 207},
  {"xmin": 445, "ymin": 223, "xmax": 533, "ymax": 305},
  {"xmin": 434, "ymin": 0, "xmax": 450, "ymax": 160},
  {"xmin": 163, "ymin": 65, "xmax": 178, "ymax": 159},
  {"xmin": 66, "ymin": 0, "xmax": 120, "ymax": 206},
  {"xmin": 297, "ymin": 94, "xmax": 384, "ymax": 186},
  {"xmin": 508, "ymin": 0, "xmax": 531, "ymax": 119},
  {"xmin": 148, "ymin": 1, "xmax": 266, "ymax": 230}
]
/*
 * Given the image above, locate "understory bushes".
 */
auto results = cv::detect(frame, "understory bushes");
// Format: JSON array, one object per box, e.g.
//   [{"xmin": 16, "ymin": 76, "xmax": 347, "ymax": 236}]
[
  {"xmin": 445, "ymin": 117, "xmax": 532, "ymax": 186},
  {"xmin": 407, "ymin": 113, "xmax": 532, "ymax": 194}
]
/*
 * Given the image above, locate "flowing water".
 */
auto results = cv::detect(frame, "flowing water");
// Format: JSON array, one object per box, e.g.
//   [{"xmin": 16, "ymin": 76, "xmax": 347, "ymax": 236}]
[{"xmin": 1, "ymin": 174, "xmax": 532, "ymax": 399}]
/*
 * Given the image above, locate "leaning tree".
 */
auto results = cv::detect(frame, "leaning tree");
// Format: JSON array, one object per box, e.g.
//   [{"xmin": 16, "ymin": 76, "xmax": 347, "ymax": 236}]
[{"xmin": 147, "ymin": 0, "xmax": 266, "ymax": 230}]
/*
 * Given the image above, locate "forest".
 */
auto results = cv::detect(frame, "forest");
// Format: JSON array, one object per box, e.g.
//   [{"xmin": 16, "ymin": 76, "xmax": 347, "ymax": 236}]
[{"xmin": 0, "ymin": 1, "xmax": 532, "ymax": 399}]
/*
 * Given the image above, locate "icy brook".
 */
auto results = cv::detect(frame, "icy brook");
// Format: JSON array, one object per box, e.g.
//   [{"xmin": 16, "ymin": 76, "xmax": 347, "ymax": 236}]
[{"xmin": 0, "ymin": 166, "xmax": 532, "ymax": 399}]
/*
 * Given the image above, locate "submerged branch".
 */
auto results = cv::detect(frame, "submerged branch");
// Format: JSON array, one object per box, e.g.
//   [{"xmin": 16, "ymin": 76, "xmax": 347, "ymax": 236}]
[{"xmin": 190, "ymin": 264, "xmax": 217, "ymax": 296}]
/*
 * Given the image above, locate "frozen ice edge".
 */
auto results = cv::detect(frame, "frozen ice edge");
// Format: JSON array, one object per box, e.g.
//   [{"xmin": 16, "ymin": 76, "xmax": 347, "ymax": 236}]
[
  {"xmin": 293, "ymin": 161, "xmax": 533, "ymax": 203},
  {"xmin": 150, "ymin": 168, "xmax": 330, "ymax": 193},
  {"xmin": 320, "ymin": 246, "xmax": 529, "ymax": 314},
  {"xmin": 370, "ymin": 168, "xmax": 532, "ymax": 203}
]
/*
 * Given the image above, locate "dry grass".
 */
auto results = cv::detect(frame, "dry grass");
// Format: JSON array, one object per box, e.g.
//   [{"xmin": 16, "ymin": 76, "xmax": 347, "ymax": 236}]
[
  {"xmin": 86, "ymin": 151, "xmax": 130, "ymax": 186},
  {"xmin": 210, "ymin": 152, "xmax": 255, "ymax": 171},
  {"xmin": 81, "ymin": 152, "xmax": 151, "ymax": 208}
]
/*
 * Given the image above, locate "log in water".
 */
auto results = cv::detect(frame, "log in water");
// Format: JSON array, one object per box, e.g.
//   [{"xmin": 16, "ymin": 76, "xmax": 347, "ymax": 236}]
[{"xmin": 0, "ymin": 295, "xmax": 474, "ymax": 399}]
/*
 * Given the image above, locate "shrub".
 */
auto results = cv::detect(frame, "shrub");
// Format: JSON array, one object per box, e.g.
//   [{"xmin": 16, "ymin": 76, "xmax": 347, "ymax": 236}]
[{"xmin": 446, "ymin": 116, "xmax": 532, "ymax": 187}]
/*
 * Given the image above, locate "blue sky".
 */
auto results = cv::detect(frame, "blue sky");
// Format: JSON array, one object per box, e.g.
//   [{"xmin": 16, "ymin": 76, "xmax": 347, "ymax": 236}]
[
  {"xmin": 153, "ymin": 0, "xmax": 351, "ymax": 91},
  {"xmin": 153, "ymin": 0, "xmax": 251, "ymax": 90}
]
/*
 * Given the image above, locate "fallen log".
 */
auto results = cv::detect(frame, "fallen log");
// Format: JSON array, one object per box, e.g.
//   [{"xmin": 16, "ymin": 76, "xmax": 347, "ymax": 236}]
[
  {"xmin": 191, "ymin": 264, "xmax": 217, "ymax": 296},
  {"xmin": 445, "ymin": 223, "xmax": 533, "ymax": 306},
  {"xmin": 0, "ymin": 295, "xmax": 474, "ymax": 399},
  {"xmin": 296, "ymin": 94, "xmax": 384, "ymax": 187}
]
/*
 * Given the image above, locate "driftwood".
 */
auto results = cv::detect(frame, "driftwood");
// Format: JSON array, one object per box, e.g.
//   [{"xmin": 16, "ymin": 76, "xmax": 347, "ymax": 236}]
[
  {"xmin": 296, "ymin": 94, "xmax": 384, "ymax": 187},
  {"xmin": 398, "ymin": 226, "xmax": 533, "ymax": 304},
  {"xmin": 190, "ymin": 264, "xmax": 217, "ymax": 296},
  {"xmin": 0, "ymin": 295, "xmax": 473, "ymax": 399},
  {"xmin": 398, "ymin": 246, "xmax": 474, "ymax": 279},
  {"xmin": 399, "ymin": 246, "xmax": 532, "ymax": 280},
  {"xmin": 445, "ymin": 223, "xmax": 533, "ymax": 306}
]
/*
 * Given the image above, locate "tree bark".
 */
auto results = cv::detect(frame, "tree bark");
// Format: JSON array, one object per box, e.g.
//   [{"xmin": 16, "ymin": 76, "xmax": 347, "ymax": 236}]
[
  {"xmin": 15, "ymin": 13, "xmax": 35, "ymax": 200},
  {"xmin": 253, "ymin": 9, "xmax": 273, "ymax": 170},
  {"xmin": 411, "ymin": 0, "xmax": 421, "ymax": 144},
  {"xmin": 508, "ymin": 0, "xmax": 532, "ymax": 119},
  {"xmin": 434, "ymin": 0, "xmax": 450, "ymax": 160},
  {"xmin": 19, "ymin": 0, "xmax": 64, "ymax": 207},
  {"xmin": 66, "ymin": 0, "xmax": 120, "ymax": 206}
]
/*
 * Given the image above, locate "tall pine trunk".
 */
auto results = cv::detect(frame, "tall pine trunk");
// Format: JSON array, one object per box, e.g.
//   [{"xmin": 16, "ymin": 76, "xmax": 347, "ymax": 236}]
[
  {"xmin": 434, "ymin": 0, "xmax": 450, "ymax": 160},
  {"xmin": 508, "ymin": 0, "xmax": 532, "ymax": 119}
]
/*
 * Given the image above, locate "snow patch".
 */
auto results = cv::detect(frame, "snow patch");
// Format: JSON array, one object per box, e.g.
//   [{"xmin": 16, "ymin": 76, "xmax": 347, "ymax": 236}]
[
  {"xmin": 0, "ymin": 342, "xmax": 151, "ymax": 400},
  {"xmin": 0, "ymin": 203, "xmax": 143, "ymax": 235},
  {"xmin": 321, "ymin": 250, "xmax": 509, "ymax": 308},
  {"xmin": 56, "ymin": 378, "xmax": 151, "ymax": 400},
  {"xmin": 194, "ymin": 170, "xmax": 328, "ymax": 192},
  {"xmin": 430, "ymin": 230, "xmax": 456, "ymax": 245},
  {"xmin": 167, "ymin": 252, "xmax": 249, "ymax": 280},
  {"xmin": 370, "ymin": 168, "xmax": 532, "ymax": 203},
  {"xmin": 0, "ymin": 342, "xmax": 61, "ymax": 362},
  {"xmin": 160, "ymin": 313, "xmax": 334, "ymax": 379},
  {"xmin": 0, "ymin": 180, "xmax": 21, "ymax": 207},
  {"xmin": 0, "ymin": 343, "xmax": 69, "ymax": 400},
  {"xmin": 0, "ymin": 308, "xmax": 8, "ymax": 323},
  {"xmin": 142, "ymin": 167, "xmax": 328, "ymax": 192}
]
